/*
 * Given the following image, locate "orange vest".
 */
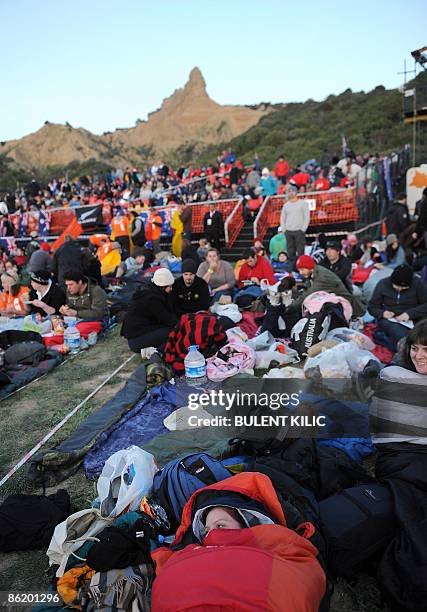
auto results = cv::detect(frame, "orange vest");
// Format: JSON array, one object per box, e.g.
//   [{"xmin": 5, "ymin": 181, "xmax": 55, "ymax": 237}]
[{"xmin": 111, "ymin": 217, "xmax": 130, "ymax": 238}]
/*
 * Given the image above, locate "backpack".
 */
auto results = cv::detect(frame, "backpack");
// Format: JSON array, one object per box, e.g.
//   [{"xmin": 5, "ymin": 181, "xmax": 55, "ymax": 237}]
[
  {"xmin": 0, "ymin": 490, "xmax": 70, "ymax": 553},
  {"xmin": 152, "ymin": 453, "xmax": 234, "ymax": 527},
  {"xmin": 4, "ymin": 341, "xmax": 46, "ymax": 367},
  {"xmin": 318, "ymin": 483, "xmax": 396, "ymax": 578}
]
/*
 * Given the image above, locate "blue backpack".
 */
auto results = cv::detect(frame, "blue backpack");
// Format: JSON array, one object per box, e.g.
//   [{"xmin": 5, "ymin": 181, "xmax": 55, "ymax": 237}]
[{"xmin": 152, "ymin": 453, "xmax": 236, "ymax": 527}]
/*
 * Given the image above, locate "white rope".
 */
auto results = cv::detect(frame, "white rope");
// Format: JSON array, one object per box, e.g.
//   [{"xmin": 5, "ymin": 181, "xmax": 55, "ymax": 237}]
[{"xmin": 0, "ymin": 353, "xmax": 136, "ymax": 489}]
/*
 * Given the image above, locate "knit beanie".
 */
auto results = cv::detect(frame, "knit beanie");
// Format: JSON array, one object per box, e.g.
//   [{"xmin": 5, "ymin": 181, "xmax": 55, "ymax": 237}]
[
  {"xmin": 386, "ymin": 234, "xmax": 398, "ymax": 246},
  {"xmin": 296, "ymin": 255, "xmax": 316, "ymax": 270},
  {"xmin": 152, "ymin": 268, "xmax": 175, "ymax": 287},
  {"xmin": 390, "ymin": 264, "xmax": 413, "ymax": 287},
  {"xmin": 30, "ymin": 270, "xmax": 51, "ymax": 285},
  {"xmin": 182, "ymin": 259, "xmax": 197, "ymax": 274}
]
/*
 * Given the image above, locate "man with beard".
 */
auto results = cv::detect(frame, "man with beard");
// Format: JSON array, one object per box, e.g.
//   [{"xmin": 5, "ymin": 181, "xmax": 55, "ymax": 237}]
[{"xmin": 171, "ymin": 259, "xmax": 210, "ymax": 316}]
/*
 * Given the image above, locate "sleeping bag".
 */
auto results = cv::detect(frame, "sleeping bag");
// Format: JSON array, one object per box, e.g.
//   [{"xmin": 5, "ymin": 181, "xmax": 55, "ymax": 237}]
[{"xmin": 151, "ymin": 472, "xmax": 326, "ymax": 612}]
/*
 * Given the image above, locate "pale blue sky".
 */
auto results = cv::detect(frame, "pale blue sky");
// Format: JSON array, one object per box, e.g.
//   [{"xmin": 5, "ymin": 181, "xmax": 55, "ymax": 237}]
[{"xmin": 1, "ymin": 0, "xmax": 426, "ymax": 141}]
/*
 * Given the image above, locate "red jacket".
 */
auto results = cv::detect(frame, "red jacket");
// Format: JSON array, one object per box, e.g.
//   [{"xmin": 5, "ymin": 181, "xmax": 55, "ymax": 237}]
[
  {"xmin": 314, "ymin": 178, "xmax": 330, "ymax": 191},
  {"xmin": 275, "ymin": 160, "xmax": 289, "ymax": 178},
  {"xmin": 238, "ymin": 255, "xmax": 275, "ymax": 286},
  {"xmin": 292, "ymin": 171, "xmax": 310, "ymax": 186},
  {"xmin": 152, "ymin": 472, "xmax": 326, "ymax": 612}
]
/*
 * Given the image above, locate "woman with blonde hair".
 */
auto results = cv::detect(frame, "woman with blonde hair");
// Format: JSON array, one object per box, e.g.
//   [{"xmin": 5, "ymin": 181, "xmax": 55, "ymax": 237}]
[{"xmin": 0, "ymin": 270, "xmax": 30, "ymax": 317}]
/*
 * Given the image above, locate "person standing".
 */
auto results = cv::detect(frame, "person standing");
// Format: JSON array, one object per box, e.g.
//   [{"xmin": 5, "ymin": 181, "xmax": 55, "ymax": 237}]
[
  {"xmin": 129, "ymin": 210, "xmax": 146, "ymax": 247},
  {"xmin": 177, "ymin": 201, "xmax": 193, "ymax": 241},
  {"xmin": 110, "ymin": 210, "xmax": 131, "ymax": 259},
  {"xmin": 274, "ymin": 156, "xmax": 290, "ymax": 184},
  {"xmin": 146, "ymin": 204, "xmax": 163, "ymax": 254},
  {"xmin": 280, "ymin": 185, "xmax": 310, "ymax": 262},
  {"xmin": 203, "ymin": 201, "xmax": 224, "ymax": 251}
]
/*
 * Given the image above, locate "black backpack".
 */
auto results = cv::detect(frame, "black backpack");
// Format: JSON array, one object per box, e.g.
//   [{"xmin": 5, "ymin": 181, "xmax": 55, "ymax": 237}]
[
  {"xmin": 318, "ymin": 483, "xmax": 396, "ymax": 578},
  {"xmin": 291, "ymin": 303, "xmax": 348, "ymax": 357}
]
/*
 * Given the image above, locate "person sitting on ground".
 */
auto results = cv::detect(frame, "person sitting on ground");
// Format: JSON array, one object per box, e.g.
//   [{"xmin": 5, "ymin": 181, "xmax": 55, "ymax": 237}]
[
  {"xmin": 197, "ymin": 238, "xmax": 210, "ymax": 261},
  {"xmin": 0, "ymin": 270, "xmax": 30, "ymax": 317},
  {"xmin": 368, "ymin": 264, "xmax": 427, "ymax": 351},
  {"xmin": 271, "ymin": 250, "xmax": 293, "ymax": 273},
  {"xmin": 116, "ymin": 247, "xmax": 150, "ymax": 279},
  {"xmin": 151, "ymin": 472, "xmax": 326, "ymax": 612},
  {"xmin": 238, "ymin": 247, "xmax": 276, "ymax": 287},
  {"xmin": 375, "ymin": 234, "xmax": 405, "ymax": 270},
  {"xmin": 269, "ymin": 226, "xmax": 287, "ymax": 260},
  {"xmin": 359, "ymin": 235, "xmax": 382, "ymax": 266},
  {"xmin": 370, "ymin": 318, "xmax": 427, "ymax": 446},
  {"xmin": 293, "ymin": 255, "xmax": 365, "ymax": 318},
  {"xmin": 170, "ymin": 259, "xmax": 210, "ymax": 316},
  {"xmin": 342, "ymin": 233, "xmax": 363, "ymax": 263},
  {"xmin": 180, "ymin": 238, "xmax": 201, "ymax": 267},
  {"xmin": 319, "ymin": 240, "xmax": 353, "ymax": 292},
  {"xmin": 28, "ymin": 270, "xmax": 66, "ymax": 316},
  {"xmin": 60, "ymin": 270, "xmax": 108, "ymax": 321},
  {"xmin": 252, "ymin": 238, "xmax": 266, "ymax": 258},
  {"xmin": 121, "ymin": 268, "xmax": 177, "ymax": 353},
  {"xmin": 197, "ymin": 248, "xmax": 235, "ymax": 302}
]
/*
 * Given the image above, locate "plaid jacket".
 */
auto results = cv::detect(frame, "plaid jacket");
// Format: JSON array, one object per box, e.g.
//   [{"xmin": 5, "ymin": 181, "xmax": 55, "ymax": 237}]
[{"xmin": 164, "ymin": 312, "xmax": 226, "ymax": 373}]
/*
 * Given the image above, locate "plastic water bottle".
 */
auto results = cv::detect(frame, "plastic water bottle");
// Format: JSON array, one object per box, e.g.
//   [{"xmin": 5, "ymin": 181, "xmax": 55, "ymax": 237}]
[
  {"xmin": 64, "ymin": 322, "xmax": 81, "ymax": 354},
  {"xmin": 184, "ymin": 345, "xmax": 207, "ymax": 385}
]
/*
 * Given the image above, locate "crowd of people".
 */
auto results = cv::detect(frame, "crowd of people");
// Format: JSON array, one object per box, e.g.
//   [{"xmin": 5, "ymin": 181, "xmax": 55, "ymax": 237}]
[{"xmin": 1, "ymin": 148, "xmax": 426, "ymax": 612}]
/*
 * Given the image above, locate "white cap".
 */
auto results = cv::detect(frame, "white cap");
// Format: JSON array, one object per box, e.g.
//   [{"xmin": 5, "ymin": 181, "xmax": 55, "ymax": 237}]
[
  {"xmin": 278, "ymin": 226, "xmax": 284, "ymax": 232},
  {"xmin": 152, "ymin": 268, "xmax": 175, "ymax": 287},
  {"xmin": 262, "ymin": 167, "xmax": 269, "ymax": 176}
]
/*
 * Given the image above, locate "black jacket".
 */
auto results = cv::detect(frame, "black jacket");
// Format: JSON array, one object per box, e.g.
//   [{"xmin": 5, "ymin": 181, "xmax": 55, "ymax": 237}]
[
  {"xmin": 29, "ymin": 283, "xmax": 66, "ymax": 315},
  {"xmin": 203, "ymin": 210, "xmax": 224, "ymax": 237},
  {"xmin": 121, "ymin": 283, "xmax": 178, "ymax": 339},
  {"xmin": 170, "ymin": 275, "xmax": 210, "ymax": 316},
  {"xmin": 368, "ymin": 276, "xmax": 427, "ymax": 321},
  {"xmin": 386, "ymin": 202, "xmax": 411, "ymax": 236},
  {"xmin": 319, "ymin": 255, "xmax": 353, "ymax": 291}
]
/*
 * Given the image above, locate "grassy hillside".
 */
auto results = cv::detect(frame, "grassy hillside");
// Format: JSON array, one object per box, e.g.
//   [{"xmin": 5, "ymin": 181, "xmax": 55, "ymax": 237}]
[{"xmin": 198, "ymin": 85, "xmax": 412, "ymax": 167}]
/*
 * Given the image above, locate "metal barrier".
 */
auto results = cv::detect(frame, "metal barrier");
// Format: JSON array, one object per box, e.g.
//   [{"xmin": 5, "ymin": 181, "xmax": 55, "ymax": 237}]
[
  {"xmin": 253, "ymin": 188, "xmax": 358, "ymax": 241},
  {"xmin": 224, "ymin": 198, "xmax": 244, "ymax": 247},
  {"xmin": 7, "ymin": 198, "xmax": 240, "ymax": 240}
]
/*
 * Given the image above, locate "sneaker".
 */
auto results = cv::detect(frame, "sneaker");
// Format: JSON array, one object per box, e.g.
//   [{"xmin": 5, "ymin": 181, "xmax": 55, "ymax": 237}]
[{"xmin": 141, "ymin": 347, "xmax": 157, "ymax": 360}]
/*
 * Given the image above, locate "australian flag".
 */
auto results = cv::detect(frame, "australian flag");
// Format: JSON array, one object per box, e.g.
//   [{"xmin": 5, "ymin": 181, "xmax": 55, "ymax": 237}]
[
  {"xmin": 18, "ymin": 212, "xmax": 28, "ymax": 238},
  {"xmin": 38, "ymin": 210, "xmax": 51, "ymax": 237}
]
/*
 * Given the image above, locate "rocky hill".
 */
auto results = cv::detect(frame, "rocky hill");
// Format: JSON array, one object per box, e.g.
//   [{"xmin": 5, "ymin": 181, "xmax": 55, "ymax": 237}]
[{"xmin": 0, "ymin": 67, "xmax": 269, "ymax": 172}]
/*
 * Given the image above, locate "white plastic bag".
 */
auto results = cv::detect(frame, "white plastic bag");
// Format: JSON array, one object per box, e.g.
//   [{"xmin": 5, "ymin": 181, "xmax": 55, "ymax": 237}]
[
  {"xmin": 326, "ymin": 327, "xmax": 375, "ymax": 351},
  {"xmin": 97, "ymin": 445, "xmax": 158, "ymax": 518},
  {"xmin": 304, "ymin": 347, "xmax": 351, "ymax": 378},
  {"xmin": 263, "ymin": 366, "xmax": 306, "ymax": 379},
  {"xmin": 247, "ymin": 330, "xmax": 275, "ymax": 351},
  {"xmin": 339, "ymin": 342, "xmax": 380, "ymax": 373},
  {"xmin": 47, "ymin": 508, "xmax": 113, "ymax": 577},
  {"xmin": 226, "ymin": 327, "xmax": 248, "ymax": 343},
  {"xmin": 255, "ymin": 349, "xmax": 298, "ymax": 369}
]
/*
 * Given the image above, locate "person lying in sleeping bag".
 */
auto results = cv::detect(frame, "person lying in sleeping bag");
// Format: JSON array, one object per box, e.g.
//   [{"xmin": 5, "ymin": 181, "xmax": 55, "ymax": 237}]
[{"xmin": 151, "ymin": 472, "xmax": 326, "ymax": 612}]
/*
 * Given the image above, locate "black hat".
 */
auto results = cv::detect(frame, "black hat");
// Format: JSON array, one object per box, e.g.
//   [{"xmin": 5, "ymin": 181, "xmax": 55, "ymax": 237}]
[
  {"xmin": 182, "ymin": 259, "xmax": 197, "ymax": 274},
  {"xmin": 391, "ymin": 265, "xmax": 413, "ymax": 288},
  {"xmin": 30, "ymin": 270, "xmax": 51, "ymax": 285},
  {"xmin": 326, "ymin": 240, "xmax": 341, "ymax": 251}
]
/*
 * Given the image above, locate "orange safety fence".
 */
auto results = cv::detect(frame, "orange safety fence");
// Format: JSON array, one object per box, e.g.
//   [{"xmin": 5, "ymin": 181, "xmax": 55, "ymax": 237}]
[
  {"xmin": 7, "ymin": 199, "xmax": 240, "ymax": 240},
  {"xmin": 224, "ymin": 199, "xmax": 244, "ymax": 248},
  {"xmin": 254, "ymin": 188, "xmax": 359, "ymax": 241}
]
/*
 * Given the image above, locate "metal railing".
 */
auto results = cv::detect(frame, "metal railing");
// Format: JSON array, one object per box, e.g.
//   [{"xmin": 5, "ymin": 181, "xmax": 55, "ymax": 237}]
[{"xmin": 224, "ymin": 197, "xmax": 244, "ymax": 247}]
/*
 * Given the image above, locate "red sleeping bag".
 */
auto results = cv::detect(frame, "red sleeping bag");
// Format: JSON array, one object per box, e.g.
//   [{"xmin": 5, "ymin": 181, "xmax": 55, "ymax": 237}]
[{"xmin": 152, "ymin": 472, "xmax": 326, "ymax": 612}]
